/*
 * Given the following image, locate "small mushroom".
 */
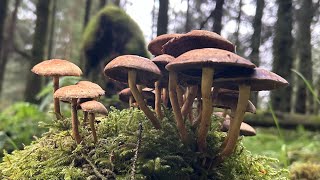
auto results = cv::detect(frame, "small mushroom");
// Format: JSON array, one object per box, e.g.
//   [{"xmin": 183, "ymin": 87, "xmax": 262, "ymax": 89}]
[
  {"xmin": 118, "ymin": 87, "xmax": 155, "ymax": 108},
  {"xmin": 31, "ymin": 59, "xmax": 82, "ymax": 119},
  {"xmin": 104, "ymin": 55, "xmax": 161, "ymax": 129},
  {"xmin": 166, "ymin": 48, "xmax": 256, "ymax": 152},
  {"xmin": 213, "ymin": 68, "xmax": 289, "ymax": 159},
  {"xmin": 151, "ymin": 54, "xmax": 175, "ymax": 119},
  {"xmin": 220, "ymin": 118, "xmax": 256, "ymax": 137},
  {"xmin": 54, "ymin": 85, "xmax": 100, "ymax": 144},
  {"xmin": 80, "ymin": 100, "xmax": 108, "ymax": 143}
]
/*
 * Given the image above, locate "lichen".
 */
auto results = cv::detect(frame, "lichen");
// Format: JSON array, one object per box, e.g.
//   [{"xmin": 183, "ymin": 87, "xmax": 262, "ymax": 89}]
[{"xmin": 0, "ymin": 108, "xmax": 289, "ymax": 179}]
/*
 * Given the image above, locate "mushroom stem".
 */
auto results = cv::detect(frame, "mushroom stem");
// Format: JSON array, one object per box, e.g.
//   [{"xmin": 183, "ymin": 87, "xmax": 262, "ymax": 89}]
[
  {"xmin": 220, "ymin": 107, "xmax": 236, "ymax": 148},
  {"xmin": 83, "ymin": 111, "xmax": 89, "ymax": 127},
  {"xmin": 53, "ymin": 76, "xmax": 62, "ymax": 119},
  {"xmin": 71, "ymin": 98, "xmax": 82, "ymax": 144},
  {"xmin": 222, "ymin": 109, "xmax": 228, "ymax": 118},
  {"xmin": 181, "ymin": 86, "xmax": 198, "ymax": 119},
  {"xmin": 162, "ymin": 88, "xmax": 169, "ymax": 107},
  {"xmin": 128, "ymin": 70, "xmax": 161, "ymax": 129},
  {"xmin": 89, "ymin": 113, "xmax": 98, "ymax": 143},
  {"xmin": 176, "ymin": 85, "xmax": 184, "ymax": 108},
  {"xmin": 129, "ymin": 96, "xmax": 134, "ymax": 107},
  {"xmin": 220, "ymin": 85, "xmax": 250, "ymax": 158},
  {"xmin": 197, "ymin": 67, "xmax": 214, "ymax": 152},
  {"xmin": 169, "ymin": 71, "xmax": 189, "ymax": 144},
  {"xmin": 155, "ymin": 81, "xmax": 163, "ymax": 119}
]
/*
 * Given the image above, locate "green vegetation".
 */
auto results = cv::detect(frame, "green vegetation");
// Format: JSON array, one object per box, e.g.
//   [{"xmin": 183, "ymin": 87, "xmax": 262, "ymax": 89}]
[
  {"xmin": 0, "ymin": 102, "xmax": 50, "ymax": 159},
  {"xmin": 0, "ymin": 108, "xmax": 288, "ymax": 179}
]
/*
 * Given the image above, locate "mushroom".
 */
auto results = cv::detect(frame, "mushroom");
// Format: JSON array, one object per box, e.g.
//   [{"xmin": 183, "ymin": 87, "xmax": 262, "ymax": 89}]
[
  {"xmin": 80, "ymin": 100, "xmax": 108, "ymax": 143},
  {"xmin": 151, "ymin": 54, "xmax": 175, "ymax": 119},
  {"xmin": 75, "ymin": 81, "xmax": 105, "ymax": 124},
  {"xmin": 104, "ymin": 55, "xmax": 161, "ymax": 129},
  {"xmin": 220, "ymin": 117, "xmax": 256, "ymax": 137},
  {"xmin": 118, "ymin": 87, "xmax": 155, "ymax": 108},
  {"xmin": 213, "ymin": 68, "xmax": 289, "ymax": 159},
  {"xmin": 163, "ymin": 30, "xmax": 235, "ymax": 57},
  {"xmin": 147, "ymin": 33, "xmax": 181, "ymax": 56},
  {"xmin": 31, "ymin": 59, "xmax": 82, "ymax": 119},
  {"xmin": 166, "ymin": 48, "xmax": 256, "ymax": 152},
  {"xmin": 54, "ymin": 85, "xmax": 100, "ymax": 144}
]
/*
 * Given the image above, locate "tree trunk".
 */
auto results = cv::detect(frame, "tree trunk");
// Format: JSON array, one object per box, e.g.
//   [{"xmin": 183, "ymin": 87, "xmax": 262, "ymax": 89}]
[
  {"xmin": 0, "ymin": 0, "xmax": 20, "ymax": 95},
  {"xmin": 24, "ymin": 0, "xmax": 51, "ymax": 103},
  {"xmin": 185, "ymin": 0, "xmax": 191, "ymax": 32},
  {"xmin": 234, "ymin": 0, "xmax": 243, "ymax": 49},
  {"xmin": 212, "ymin": 0, "xmax": 224, "ymax": 34},
  {"xmin": 295, "ymin": 0, "xmax": 313, "ymax": 114},
  {"xmin": 270, "ymin": 0, "xmax": 294, "ymax": 112},
  {"xmin": 99, "ymin": 0, "xmax": 107, "ymax": 8},
  {"xmin": 83, "ymin": 0, "xmax": 92, "ymax": 30},
  {"xmin": 47, "ymin": 0, "xmax": 57, "ymax": 59},
  {"xmin": 249, "ymin": 0, "xmax": 265, "ymax": 107},
  {"xmin": 157, "ymin": 0, "xmax": 169, "ymax": 36}
]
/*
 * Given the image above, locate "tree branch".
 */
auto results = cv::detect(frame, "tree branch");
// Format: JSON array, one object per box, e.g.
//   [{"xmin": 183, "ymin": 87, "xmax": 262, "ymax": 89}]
[
  {"xmin": 199, "ymin": 9, "xmax": 215, "ymax": 30},
  {"xmin": 13, "ymin": 44, "xmax": 32, "ymax": 60}
]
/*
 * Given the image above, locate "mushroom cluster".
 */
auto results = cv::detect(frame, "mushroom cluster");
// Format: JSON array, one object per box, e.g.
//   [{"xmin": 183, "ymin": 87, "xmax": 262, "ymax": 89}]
[
  {"xmin": 104, "ymin": 30, "xmax": 288, "ymax": 163},
  {"xmin": 31, "ymin": 59, "xmax": 108, "ymax": 144}
]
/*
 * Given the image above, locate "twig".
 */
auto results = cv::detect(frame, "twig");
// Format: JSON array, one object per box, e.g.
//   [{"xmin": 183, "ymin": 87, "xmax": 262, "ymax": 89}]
[
  {"xmin": 82, "ymin": 153, "xmax": 114, "ymax": 179},
  {"xmin": 130, "ymin": 121, "xmax": 143, "ymax": 180}
]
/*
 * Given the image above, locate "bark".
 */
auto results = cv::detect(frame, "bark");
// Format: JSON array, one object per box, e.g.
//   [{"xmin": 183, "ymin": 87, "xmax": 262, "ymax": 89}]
[
  {"xmin": 212, "ymin": 0, "xmax": 224, "ymax": 34},
  {"xmin": 157, "ymin": 0, "xmax": 169, "ymax": 36},
  {"xmin": 24, "ymin": 0, "xmax": 51, "ymax": 103},
  {"xmin": 185, "ymin": 0, "xmax": 192, "ymax": 32},
  {"xmin": 234, "ymin": 0, "xmax": 243, "ymax": 49},
  {"xmin": 99, "ymin": 0, "xmax": 107, "ymax": 8},
  {"xmin": 0, "ymin": 0, "xmax": 20, "ymax": 95},
  {"xmin": 0, "ymin": 0, "xmax": 8, "ymax": 57},
  {"xmin": 249, "ymin": 0, "xmax": 265, "ymax": 106},
  {"xmin": 47, "ymin": 0, "xmax": 57, "ymax": 59},
  {"xmin": 270, "ymin": 0, "xmax": 294, "ymax": 112},
  {"xmin": 83, "ymin": 0, "xmax": 92, "ymax": 29},
  {"xmin": 295, "ymin": 0, "xmax": 313, "ymax": 114}
]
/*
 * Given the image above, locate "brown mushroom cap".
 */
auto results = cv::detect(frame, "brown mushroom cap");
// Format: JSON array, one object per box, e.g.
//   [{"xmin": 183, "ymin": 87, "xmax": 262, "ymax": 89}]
[
  {"xmin": 163, "ymin": 30, "xmax": 235, "ymax": 57},
  {"xmin": 80, "ymin": 100, "xmax": 108, "ymax": 115},
  {"xmin": 212, "ymin": 92, "xmax": 256, "ymax": 114},
  {"xmin": 32, "ymin": 59, "xmax": 82, "ymax": 76},
  {"xmin": 118, "ymin": 87, "xmax": 155, "ymax": 103},
  {"xmin": 213, "ymin": 68, "xmax": 289, "ymax": 91},
  {"xmin": 152, "ymin": 54, "xmax": 175, "ymax": 88},
  {"xmin": 54, "ymin": 85, "xmax": 100, "ymax": 99},
  {"xmin": 221, "ymin": 119, "xmax": 256, "ymax": 136},
  {"xmin": 104, "ymin": 55, "xmax": 161, "ymax": 86},
  {"xmin": 166, "ymin": 48, "xmax": 256, "ymax": 77},
  {"xmin": 76, "ymin": 81, "xmax": 105, "ymax": 96},
  {"xmin": 148, "ymin": 33, "xmax": 181, "ymax": 56}
]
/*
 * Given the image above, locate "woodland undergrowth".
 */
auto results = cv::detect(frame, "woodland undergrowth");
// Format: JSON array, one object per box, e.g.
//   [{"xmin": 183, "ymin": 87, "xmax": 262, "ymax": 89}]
[{"xmin": 0, "ymin": 107, "xmax": 289, "ymax": 179}]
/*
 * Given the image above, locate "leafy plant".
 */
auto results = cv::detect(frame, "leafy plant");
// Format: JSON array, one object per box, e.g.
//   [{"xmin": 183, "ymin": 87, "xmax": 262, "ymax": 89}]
[{"xmin": 0, "ymin": 102, "xmax": 50, "ymax": 159}]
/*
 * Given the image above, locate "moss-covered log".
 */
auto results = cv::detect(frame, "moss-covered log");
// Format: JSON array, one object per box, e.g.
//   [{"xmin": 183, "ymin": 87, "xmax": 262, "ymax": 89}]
[{"xmin": 245, "ymin": 112, "xmax": 320, "ymax": 131}]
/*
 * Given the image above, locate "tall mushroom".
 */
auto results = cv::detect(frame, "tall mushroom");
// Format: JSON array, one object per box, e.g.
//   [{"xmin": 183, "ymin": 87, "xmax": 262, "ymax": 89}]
[
  {"xmin": 31, "ymin": 59, "xmax": 82, "ymax": 119},
  {"xmin": 166, "ymin": 48, "xmax": 256, "ymax": 152},
  {"xmin": 213, "ymin": 68, "xmax": 288, "ymax": 159},
  {"xmin": 151, "ymin": 54, "xmax": 175, "ymax": 119},
  {"xmin": 80, "ymin": 100, "xmax": 108, "ymax": 143},
  {"xmin": 54, "ymin": 85, "xmax": 100, "ymax": 144},
  {"xmin": 104, "ymin": 55, "xmax": 162, "ymax": 129}
]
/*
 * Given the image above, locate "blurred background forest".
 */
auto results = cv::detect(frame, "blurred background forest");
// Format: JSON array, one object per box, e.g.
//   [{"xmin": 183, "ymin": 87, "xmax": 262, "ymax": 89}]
[{"xmin": 0, "ymin": 0, "xmax": 320, "ymax": 177}]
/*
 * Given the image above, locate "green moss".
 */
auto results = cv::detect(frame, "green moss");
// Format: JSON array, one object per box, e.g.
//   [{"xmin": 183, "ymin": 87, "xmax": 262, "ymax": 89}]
[
  {"xmin": 0, "ymin": 108, "xmax": 288, "ymax": 179},
  {"xmin": 82, "ymin": 5, "xmax": 149, "ymax": 75}
]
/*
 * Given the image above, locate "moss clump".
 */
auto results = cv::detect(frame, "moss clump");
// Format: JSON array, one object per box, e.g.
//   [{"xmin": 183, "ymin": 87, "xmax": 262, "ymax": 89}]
[
  {"xmin": 290, "ymin": 162, "xmax": 320, "ymax": 180},
  {"xmin": 82, "ymin": 5, "xmax": 149, "ymax": 76},
  {"xmin": 0, "ymin": 108, "xmax": 288, "ymax": 179}
]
